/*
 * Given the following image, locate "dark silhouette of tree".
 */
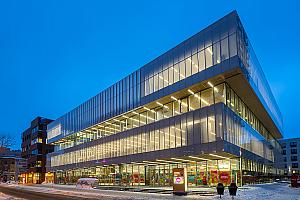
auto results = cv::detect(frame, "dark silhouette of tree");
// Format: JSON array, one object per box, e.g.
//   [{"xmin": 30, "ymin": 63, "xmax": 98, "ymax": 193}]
[{"xmin": 0, "ymin": 134, "xmax": 16, "ymax": 148}]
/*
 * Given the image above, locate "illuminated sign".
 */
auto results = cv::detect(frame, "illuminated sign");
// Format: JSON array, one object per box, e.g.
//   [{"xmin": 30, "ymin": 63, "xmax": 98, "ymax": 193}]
[
  {"xmin": 219, "ymin": 171, "xmax": 231, "ymax": 185},
  {"xmin": 173, "ymin": 168, "xmax": 187, "ymax": 195},
  {"xmin": 174, "ymin": 176, "xmax": 184, "ymax": 184}
]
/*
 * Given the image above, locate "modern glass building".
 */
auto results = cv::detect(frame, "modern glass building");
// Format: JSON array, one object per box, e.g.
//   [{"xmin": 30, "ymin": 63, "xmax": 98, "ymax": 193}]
[{"xmin": 46, "ymin": 11, "xmax": 283, "ymax": 187}]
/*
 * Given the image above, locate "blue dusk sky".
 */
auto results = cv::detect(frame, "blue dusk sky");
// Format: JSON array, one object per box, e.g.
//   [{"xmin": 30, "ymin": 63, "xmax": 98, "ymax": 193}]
[{"xmin": 0, "ymin": 1, "xmax": 299, "ymax": 149}]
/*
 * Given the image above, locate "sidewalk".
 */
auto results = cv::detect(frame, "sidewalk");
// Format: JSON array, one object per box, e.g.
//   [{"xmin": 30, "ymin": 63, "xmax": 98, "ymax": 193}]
[
  {"xmin": 38, "ymin": 183, "xmax": 215, "ymax": 192},
  {"xmin": 0, "ymin": 183, "xmax": 216, "ymax": 200},
  {"xmin": 2, "ymin": 182, "xmax": 298, "ymax": 200},
  {"xmin": 37, "ymin": 183, "xmax": 216, "ymax": 196}
]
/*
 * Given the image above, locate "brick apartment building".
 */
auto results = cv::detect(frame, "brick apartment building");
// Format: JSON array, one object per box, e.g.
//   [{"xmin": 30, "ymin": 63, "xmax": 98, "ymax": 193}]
[{"xmin": 21, "ymin": 117, "xmax": 54, "ymax": 184}]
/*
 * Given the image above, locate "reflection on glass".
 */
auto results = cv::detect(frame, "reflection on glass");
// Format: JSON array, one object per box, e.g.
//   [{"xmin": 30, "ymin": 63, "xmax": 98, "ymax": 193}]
[
  {"xmin": 191, "ymin": 54, "xmax": 199, "ymax": 75},
  {"xmin": 174, "ymin": 64, "xmax": 180, "ymax": 83},
  {"xmin": 201, "ymin": 88, "xmax": 213, "ymax": 106},
  {"xmin": 169, "ymin": 67, "xmax": 174, "ymax": 85},
  {"xmin": 213, "ymin": 42, "xmax": 221, "ymax": 65},
  {"xmin": 163, "ymin": 70, "xmax": 169, "ymax": 87},
  {"xmin": 144, "ymin": 33, "xmax": 238, "ymax": 95},
  {"xmin": 179, "ymin": 61, "xmax": 186, "ymax": 80},
  {"xmin": 185, "ymin": 57, "xmax": 192, "ymax": 77},
  {"xmin": 158, "ymin": 72, "xmax": 163, "ymax": 90},
  {"xmin": 198, "ymin": 50, "xmax": 205, "ymax": 71},
  {"xmin": 208, "ymin": 115, "xmax": 216, "ymax": 142},
  {"xmin": 205, "ymin": 46, "xmax": 213, "ymax": 68},
  {"xmin": 214, "ymin": 84, "xmax": 226, "ymax": 104},
  {"xmin": 221, "ymin": 38, "xmax": 229, "ymax": 61},
  {"xmin": 154, "ymin": 74, "xmax": 158, "ymax": 92},
  {"xmin": 229, "ymin": 33, "xmax": 237, "ymax": 57}
]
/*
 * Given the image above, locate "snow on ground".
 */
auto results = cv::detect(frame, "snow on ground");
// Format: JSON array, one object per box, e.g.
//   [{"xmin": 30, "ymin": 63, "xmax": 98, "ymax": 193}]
[
  {"xmin": 39, "ymin": 182, "xmax": 300, "ymax": 200},
  {"xmin": 210, "ymin": 183, "xmax": 300, "ymax": 200},
  {"xmin": 1, "ymin": 182, "xmax": 300, "ymax": 200},
  {"xmin": 0, "ymin": 192, "xmax": 24, "ymax": 200}
]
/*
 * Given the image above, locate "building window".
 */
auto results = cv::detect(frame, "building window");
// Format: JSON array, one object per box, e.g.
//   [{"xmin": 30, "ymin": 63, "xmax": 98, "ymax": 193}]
[
  {"xmin": 35, "ymin": 161, "xmax": 42, "ymax": 167},
  {"xmin": 31, "ymin": 126, "xmax": 39, "ymax": 134},
  {"xmin": 205, "ymin": 46, "xmax": 213, "ymax": 68},
  {"xmin": 291, "ymin": 149, "xmax": 297, "ymax": 154},
  {"xmin": 144, "ymin": 33, "xmax": 239, "ymax": 96},
  {"xmin": 291, "ymin": 156, "xmax": 298, "ymax": 162},
  {"xmin": 281, "ymin": 143, "xmax": 286, "ymax": 148},
  {"xmin": 292, "ymin": 163, "xmax": 298, "ymax": 168},
  {"xmin": 284, "ymin": 164, "xmax": 287, "ymax": 169},
  {"xmin": 284, "ymin": 157, "xmax": 287, "ymax": 162},
  {"xmin": 290, "ymin": 142, "xmax": 297, "ymax": 148},
  {"xmin": 221, "ymin": 37, "xmax": 229, "ymax": 61},
  {"xmin": 198, "ymin": 50, "xmax": 205, "ymax": 71},
  {"xmin": 31, "ymin": 138, "xmax": 43, "ymax": 145},
  {"xmin": 32, "ymin": 149, "xmax": 38, "ymax": 155},
  {"xmin": 31, "ymin": 149, "xmax": 41, "ymax": 155},
  {"xmin": 229, "ymin": 33, "xmax": 237, "ymax": 57},
  {"xmin": 213, "ymin": 41, "xmax": 221, "ymax": 65},
  {"xmin": 282, "ymin": 150, "xmax": 286, "ymax": 155}
]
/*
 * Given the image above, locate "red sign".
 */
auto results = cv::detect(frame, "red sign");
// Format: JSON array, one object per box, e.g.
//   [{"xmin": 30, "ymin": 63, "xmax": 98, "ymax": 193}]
[
  {"xmin": 219, "ymin": 171, "xmax": 230, "ymax": 185},
  {"xmin": 211, "ymin": 170, "xmax": 218, "ymax": 184},
  {"xmin": 291, "ymin": 174, "xmax": 299, "ymax": 188}
]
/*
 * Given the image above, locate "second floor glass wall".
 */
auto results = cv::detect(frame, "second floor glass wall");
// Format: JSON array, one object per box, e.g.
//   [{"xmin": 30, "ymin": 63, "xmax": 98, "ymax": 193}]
[{"xmin": 50, "ymin": 102, "xmax": 274, "ymax": 168}]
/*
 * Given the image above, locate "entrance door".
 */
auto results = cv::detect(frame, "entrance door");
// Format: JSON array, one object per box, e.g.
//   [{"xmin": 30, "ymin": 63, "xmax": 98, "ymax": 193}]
[{"xmin": 148, "ymin": 166, "xmax": 159, "ymax": 186}]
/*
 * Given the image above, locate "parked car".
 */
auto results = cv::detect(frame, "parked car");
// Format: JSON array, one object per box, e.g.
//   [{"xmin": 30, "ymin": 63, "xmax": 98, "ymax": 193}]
[
  {"xmin": 6, "ymin": 180, "xmax": 17, "ymax": 184},
  {"xmin": 76, "ymin": 178, "xmax": 99, "ymax": 189}
]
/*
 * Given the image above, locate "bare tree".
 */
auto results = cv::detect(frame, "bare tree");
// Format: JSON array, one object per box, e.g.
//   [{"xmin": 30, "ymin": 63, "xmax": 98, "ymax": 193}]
[{"xmin": 0, "ymin": 134, "xmax": 16, "ymax": 148}]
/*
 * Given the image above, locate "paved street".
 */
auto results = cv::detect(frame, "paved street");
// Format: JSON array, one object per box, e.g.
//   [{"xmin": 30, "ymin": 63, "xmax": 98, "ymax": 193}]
[
  {"xmin": 0, "ymin": 183, "xmax": 214, "ymax": 200},
  {"xmin": 0, "ymin": 185, "xmax": 88, "ymax": 200},
  {"xmin": 0, "ymin": 183, "xmax": 299, "ymax": 200},
  {"xmin": 0, "ymin": 184, "xmax": 214, "ymax": 200}
]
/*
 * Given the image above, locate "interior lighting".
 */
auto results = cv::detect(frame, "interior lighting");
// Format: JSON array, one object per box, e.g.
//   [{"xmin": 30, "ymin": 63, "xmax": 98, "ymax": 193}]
[
  {"xmin": 188, "ymin": 89, "xmax": 195, "ymax": 95},
  {"xmin": 209, "ymin": 154, "xmax": 230, "ymax": 160},
  {"xmin": 171, "ymin": 96, "xmax": 178, "ymax": 101},
  {"xmin": 208, "ymin": 81, "xmax": 214, "ymax": 88},
  {"xmin": 188, "ymin": 156, "xmax": 209, "ymax": 161},
  {"xmin": 171, "ymin": 158, "xmax": 195, "ymax": 163},
  {"xmin": 208, "ymin": 81, "xmax": 219, "ymax": 92},
  {"xmin": 207, "ymin": 48, "xmax": 213, "ymax": 55}
]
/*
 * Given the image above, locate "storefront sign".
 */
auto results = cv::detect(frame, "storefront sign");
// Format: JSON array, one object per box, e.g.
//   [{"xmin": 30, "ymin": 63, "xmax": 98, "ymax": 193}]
[
  {"xmin": 173, "ymin": 168, "xmax": 187, "ymax": 195},
  {"xmin": 132, "ymin": 173, "xmax": 140, "ymax": 183},
  {"xmin": 210, "ymin": 170, "xmax": 218, "ymax": 184},
  {"xmin": 219, "ymin": 171, "xmax": 231, "ymax": 185}
]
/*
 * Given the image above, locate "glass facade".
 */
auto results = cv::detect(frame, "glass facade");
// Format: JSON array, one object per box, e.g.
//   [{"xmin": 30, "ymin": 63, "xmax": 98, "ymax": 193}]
[
  {"xmin": 48, "ymin": 70, "xmax": 142, "ymax": 140},
  {"xmin": 236, "ymin": 20, "xmax": 283, "ymax": 133},
  {"xmin": 54, "ymin": 157, "xmax": 275, "ymax": 187},
  {"xmin": 47, "ymin": 11, "xmax": 283, "ymax": 186},
  {"xmin": 50, "ymin": 98, "xmax": 275, "ymax": 168},
  {"xmin": 144, "ymin": 33, "xmax": 237, "ymax": 95},
  {"xmin": 47, "ymin": 11, "xmax": 239, "ymax": 143},
  {"xmin": 52, "ymin": 83, "xmax": 279, "ymax": 155}
]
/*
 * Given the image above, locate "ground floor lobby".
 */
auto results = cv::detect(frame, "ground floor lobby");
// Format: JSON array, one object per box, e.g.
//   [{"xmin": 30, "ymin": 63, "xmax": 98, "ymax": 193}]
[
  {"xmin": 19, "ymin": 172, "xmax": 46, "ymax": 184},
  {"xmin": 52, "ymin": 153, "xmax": 279, "ymax": 187}
]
